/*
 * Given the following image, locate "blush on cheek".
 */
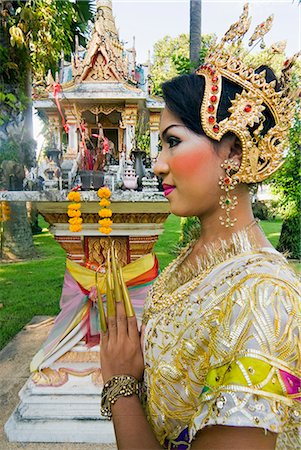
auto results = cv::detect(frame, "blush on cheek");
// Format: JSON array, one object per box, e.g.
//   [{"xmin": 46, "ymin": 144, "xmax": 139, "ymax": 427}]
[{"xmin": 170, "ymin": 148, "xmax": 211, "ymax": 175}]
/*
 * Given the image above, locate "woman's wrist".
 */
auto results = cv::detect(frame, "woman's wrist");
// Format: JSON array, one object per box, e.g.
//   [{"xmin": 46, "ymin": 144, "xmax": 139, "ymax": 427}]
[{"xmin": 100, "ymin": 374, "xmax": 144, "ymax": 419}]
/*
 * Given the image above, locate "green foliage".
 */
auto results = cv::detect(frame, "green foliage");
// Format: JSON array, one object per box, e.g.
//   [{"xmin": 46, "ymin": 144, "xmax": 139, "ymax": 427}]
[
  {"xmin": 135, "ymin": 111, "xmax": 151, "ymax": 153},
  {"xmin": 171, "ymin": 54, "xmax": 192, "ymax": 75},
  {"xmin": 0, "ymin": 138, "xmax": 19, "ymax": 163},
  {"xmin": 0, "ymin": 133, "xmax": 36, "ymax": 167},
  {"xmin": 252, "ymin": 200, "xmax": 276, "ymax": 221},
  {"xmin": 178, "ymin": 216, "xmax": 201, "ymax": 249},
  {"xmin": 153, "ymin": 214, "xmax": 181, "ymax": 269},
  {"xmin": 277, "ymin": 215, "xmax": 300, "ymax": 259},
  {"xmin": 268, "ymin": 107, "xmax": 300, "ymax": 258},
  {"xmin": 0, "ymin": 0, "xmax": 92, "ymax": 162},
  {"xmin": 4, "ymin": 0, "xmax": 93, "ymax": 82},
  {"xmin": 150, "ymin": 34, "xmax": 216, "ymax": 95}
]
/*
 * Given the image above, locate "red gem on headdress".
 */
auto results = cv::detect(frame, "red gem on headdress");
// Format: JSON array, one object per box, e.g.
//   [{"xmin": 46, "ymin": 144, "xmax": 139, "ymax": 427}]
[
  {"xmin": 213, "ymin": 124, "xmax": 219, "ymax": 133},
  {"xmin": 211, "ymin": 85, "xmax": 218, "ymax": 92},
  {"xmin": 244, "ymin": 104, "xmax": 252, "ymax": 113},
  {"xmin": 260, "ymin": 22, "xmax": 265, "ymax": 28},
  {"xmin": 208, "ymin": 116, "xmax": 215, "ymax": 124},
  {"xmin": 284, "ymin": 59, "xmax": 289, "ymax": 67},
  {"xmin": 210, "ymin": 95, "xmax": 217, "ymax": 103},
  {"xmin": 224, "ymin": 177, "xmax": 231, "ymax": 184},
  {"xmin": 212, "ymin": 76, "xmax": 218, "ymax": 83},
  {"xmin": 208, "ymin": 105, "xmax": 215, "ymax": 113}
]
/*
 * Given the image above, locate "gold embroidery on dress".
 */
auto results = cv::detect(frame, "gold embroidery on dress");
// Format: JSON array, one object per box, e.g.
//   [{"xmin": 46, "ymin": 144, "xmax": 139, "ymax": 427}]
[{"xmin": 143, "ymin": 234, "xmax": 301, "ymax": 449}]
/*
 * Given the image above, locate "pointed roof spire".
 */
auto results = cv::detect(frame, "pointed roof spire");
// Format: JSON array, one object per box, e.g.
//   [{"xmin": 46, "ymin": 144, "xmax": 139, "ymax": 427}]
[
  {"xmin": 96, "ymin": 0, "xmax": 118, "ymax": 39},
  {"xmin": 72, "ymin": 0, "xmax": 128, "ymax": 83}
]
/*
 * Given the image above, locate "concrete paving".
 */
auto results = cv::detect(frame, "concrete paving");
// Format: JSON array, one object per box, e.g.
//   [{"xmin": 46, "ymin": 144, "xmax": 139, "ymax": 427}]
[{"xmin": 0, "ymin": 316, "xmax": 117, "ymax": 450}]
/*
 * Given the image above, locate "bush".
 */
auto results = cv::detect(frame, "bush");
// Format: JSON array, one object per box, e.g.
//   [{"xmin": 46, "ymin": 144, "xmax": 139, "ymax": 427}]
[
  {"xmin": 252, "ymin": 200, "xmax": 270, "ymax": 220},
  {"xmin": 178, "ymin": 216, "xmax": 201, "ymax": 250},
  {"xmin": 277, "ymin": 214, "xmax": 301, "ymax": 260},
  {"xmin": 252, "ymin": 200, "xmax": 280, "ymax": 221}
]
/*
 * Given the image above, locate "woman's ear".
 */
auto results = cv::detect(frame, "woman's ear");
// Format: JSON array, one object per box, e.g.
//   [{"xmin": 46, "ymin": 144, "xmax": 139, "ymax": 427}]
[{"xmin": 228, "ymin": 135, "xmax": 242, "ymax": 166}]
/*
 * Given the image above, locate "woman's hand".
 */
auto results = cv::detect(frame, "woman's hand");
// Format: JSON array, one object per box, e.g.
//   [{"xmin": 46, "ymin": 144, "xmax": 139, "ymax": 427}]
[{"xmin": 100, "ymin": 300, "xmax": 144, "ymax": 383}]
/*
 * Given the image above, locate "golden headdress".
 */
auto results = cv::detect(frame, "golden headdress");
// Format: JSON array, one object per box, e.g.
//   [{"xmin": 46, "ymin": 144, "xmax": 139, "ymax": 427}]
[{"xmin": 196, "ymin": 4, "xmax": 300, "ymax": 184}]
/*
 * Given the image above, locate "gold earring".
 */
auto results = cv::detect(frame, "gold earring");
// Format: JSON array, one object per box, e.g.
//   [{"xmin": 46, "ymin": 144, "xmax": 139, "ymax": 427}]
[{"xmin": 219, "ymin": 159, "xmax": 239, "ymax": 227}]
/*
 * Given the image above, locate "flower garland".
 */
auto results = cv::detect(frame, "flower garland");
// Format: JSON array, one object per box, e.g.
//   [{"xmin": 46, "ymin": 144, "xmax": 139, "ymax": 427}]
[
  {"xmin": 0, "ymin": 201, "xmax": 10, "ymax": 223},
  {"xmin": 97, "ymin": 187, "xmax": 113, "ymax": 234},
  {"xmin": 67, "ymin": 191, "xmax": 82, "ymax": 232}
]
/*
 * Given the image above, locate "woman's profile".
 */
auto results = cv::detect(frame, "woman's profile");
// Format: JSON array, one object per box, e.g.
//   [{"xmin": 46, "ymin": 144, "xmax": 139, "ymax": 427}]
[{"xmin": 99, "ymin": 5, "xmax": 301, "ymax": 449}]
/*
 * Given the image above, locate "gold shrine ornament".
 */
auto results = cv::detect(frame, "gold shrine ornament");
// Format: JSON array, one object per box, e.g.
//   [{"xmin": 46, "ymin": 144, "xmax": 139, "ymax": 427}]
[{"xmin": 196, "ymin": 3, "xmax": 300, "ymax": 184}]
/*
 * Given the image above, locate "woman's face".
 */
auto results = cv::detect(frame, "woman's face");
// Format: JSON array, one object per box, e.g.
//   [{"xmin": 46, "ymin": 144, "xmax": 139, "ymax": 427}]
[{"xmin": 154, "ymin": 107, "xmax": 226, "ymax": 218}]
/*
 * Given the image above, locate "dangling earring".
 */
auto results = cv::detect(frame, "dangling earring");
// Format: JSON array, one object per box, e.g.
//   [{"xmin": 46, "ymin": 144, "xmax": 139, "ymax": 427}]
[{"xmin": 219, "ymin": 159, "xmax": 239, "ymax": 228}]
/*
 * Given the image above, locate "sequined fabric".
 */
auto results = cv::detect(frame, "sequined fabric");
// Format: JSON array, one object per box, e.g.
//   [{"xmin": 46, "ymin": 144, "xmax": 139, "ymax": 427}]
[{"xmin": 143, "ymin": 238, "xmax": 301, "ymax": 449}]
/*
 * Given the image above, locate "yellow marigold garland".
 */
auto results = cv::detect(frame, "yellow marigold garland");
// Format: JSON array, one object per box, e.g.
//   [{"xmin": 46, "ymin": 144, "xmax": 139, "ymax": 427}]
[
  {"xmin": 0, "ymin": 201, "xmax": 10, "ymax": 222},
  {"xmin": 97, "ymin": 187, "xmax": 112, "ymax": 234},
  {"xmin": 67, "ymin": 191, "xmax": 82, "ymax": 232}
]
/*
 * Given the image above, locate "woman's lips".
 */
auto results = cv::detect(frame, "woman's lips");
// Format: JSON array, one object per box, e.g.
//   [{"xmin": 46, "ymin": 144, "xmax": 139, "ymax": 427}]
[{"xmin": 162, "ymin": 184, "xmax": 176, "ymax": 197}]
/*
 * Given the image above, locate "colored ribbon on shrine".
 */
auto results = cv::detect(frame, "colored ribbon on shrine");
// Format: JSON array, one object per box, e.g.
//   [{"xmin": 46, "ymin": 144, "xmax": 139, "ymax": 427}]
[
  {"xmin": 79, "ymin": 122, "xmax": 93, "ymax": 170},
  {"xmin": 53, "ymin": 82, "xmax": 69, "ymax": 133},
  {"xmin": 103, "ymin": 137, "xmax": 109, "ymax": 154},
  {"xmin": 91, "ymin": 133, "xmax": 109, "ymax": 154},
  {"xmin": 30, "ymin": 253, "xmax": 159, "ymax": 373}
]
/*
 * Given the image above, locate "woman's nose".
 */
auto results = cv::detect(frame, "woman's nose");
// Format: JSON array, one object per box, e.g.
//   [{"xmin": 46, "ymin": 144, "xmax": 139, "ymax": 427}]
[{"xmin": 153, "ymin": 152, "xmax": 169, "ymax": 177}]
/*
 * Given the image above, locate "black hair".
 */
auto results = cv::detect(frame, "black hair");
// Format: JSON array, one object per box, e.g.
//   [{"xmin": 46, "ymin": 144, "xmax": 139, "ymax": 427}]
[{"xmin": 161, "ymin": 65, "xmax": 280, "ymax": 140}]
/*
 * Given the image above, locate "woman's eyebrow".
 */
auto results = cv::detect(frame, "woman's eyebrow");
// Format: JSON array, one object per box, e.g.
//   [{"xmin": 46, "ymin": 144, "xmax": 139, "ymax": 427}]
[{"xmin": 160, "ymin": 124, "xmax": 183, "ymax": 141}]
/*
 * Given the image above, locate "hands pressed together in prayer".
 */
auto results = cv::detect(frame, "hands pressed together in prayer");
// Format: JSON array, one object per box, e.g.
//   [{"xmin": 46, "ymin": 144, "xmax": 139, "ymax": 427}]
[
  {"xmin": 100, "ymin": 302, "xmax": 144, "ymax": 383},
  {"xmin": 98, "ymin": 246, "xmax": 144, "ymax": 384}
]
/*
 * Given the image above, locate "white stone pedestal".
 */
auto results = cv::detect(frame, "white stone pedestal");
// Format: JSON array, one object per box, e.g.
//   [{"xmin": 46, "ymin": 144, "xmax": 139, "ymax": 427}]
[{"xmin": 5, "ymin": 373, "xmax": 116, "ymax": 443}]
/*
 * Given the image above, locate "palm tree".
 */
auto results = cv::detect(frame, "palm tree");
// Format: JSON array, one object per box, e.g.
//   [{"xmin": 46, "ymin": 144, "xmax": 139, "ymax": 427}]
[{"xmin": 189, "ymin": 0, "xmax": 202, "ymax": 70}]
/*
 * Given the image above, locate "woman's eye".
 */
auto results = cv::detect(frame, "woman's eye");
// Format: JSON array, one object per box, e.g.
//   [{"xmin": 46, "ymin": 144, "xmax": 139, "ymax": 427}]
[{"xmin": 167, "ymin": 136, "xmax": 181, "ymax": 148}]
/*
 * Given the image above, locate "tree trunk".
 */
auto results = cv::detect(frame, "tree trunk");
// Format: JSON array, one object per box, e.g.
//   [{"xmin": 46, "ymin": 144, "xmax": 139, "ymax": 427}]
[
  {"xmin": 189, "ymin": 0, "xmax": 202, "ymax": 70},
  {"xmin": 2, "ymin": 202, "xmax": 36, "ymax": 260}
]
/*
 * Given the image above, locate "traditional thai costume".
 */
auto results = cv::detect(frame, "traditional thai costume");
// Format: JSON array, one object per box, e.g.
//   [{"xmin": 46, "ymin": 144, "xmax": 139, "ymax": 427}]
[
  {"xmin": 142, "ymin": 233, "xmax": 301, "ymax": 450},
  {"xmin": 100, "ymin": 5, "xmax": 301, "ymax": 448}
]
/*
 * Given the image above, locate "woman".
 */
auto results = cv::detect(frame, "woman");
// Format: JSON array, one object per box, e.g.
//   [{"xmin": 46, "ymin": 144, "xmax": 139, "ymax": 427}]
[{"xmin": 100, "ymin": 6, "xmax": 300, "ymax": 450}]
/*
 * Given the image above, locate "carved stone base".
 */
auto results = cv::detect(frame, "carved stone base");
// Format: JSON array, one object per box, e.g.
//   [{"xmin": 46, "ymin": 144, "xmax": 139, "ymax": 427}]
[{"xmin": 5, "ymin": 344, "xmax": 116, "ymax": 444}]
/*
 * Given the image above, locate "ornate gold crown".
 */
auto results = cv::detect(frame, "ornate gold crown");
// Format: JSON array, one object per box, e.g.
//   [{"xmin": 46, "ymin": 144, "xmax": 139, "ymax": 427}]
[{"xmin": 195, "ymin": 4, "xmax": 300, "ymax": 184}]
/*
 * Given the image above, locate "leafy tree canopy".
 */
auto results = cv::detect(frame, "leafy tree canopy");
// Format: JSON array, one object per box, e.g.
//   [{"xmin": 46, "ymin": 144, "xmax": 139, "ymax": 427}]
[
  {"xmin": 1, "ymin": 0, "xmax": 94, "ymax": 82},
  {"xmin": 149, "ymin": 33, "xmax": 216, "ymax": 95}
]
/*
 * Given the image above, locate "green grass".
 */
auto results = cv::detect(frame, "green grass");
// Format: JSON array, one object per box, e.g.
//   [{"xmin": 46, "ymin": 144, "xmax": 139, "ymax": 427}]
[
  {"xmin": 0, "ymin": 220, "xmax": 66, "ymax": 349},
  {"xmin": 0, "ymin": 215, "xmax": 298, "ymax": 350},
  {"xmin": 260, "ymin": 219, "xmax": 282, "ymax": 248}
]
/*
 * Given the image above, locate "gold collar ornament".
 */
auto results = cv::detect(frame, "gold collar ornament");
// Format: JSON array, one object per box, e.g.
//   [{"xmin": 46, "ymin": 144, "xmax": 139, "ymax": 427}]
[{"xmin": 196, "ymin": 4, "xmax": 300, "ymax": 184}]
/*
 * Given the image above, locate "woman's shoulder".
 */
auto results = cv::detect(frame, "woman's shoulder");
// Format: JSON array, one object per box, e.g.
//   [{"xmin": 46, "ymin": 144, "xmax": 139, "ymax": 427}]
[
  {"xmin": 232, "ymin": 247, "xmax": 301, "ymax": 292},
  {"xmin": 196, "ymin": 247, "xmax": 301, "ymax": 317}
]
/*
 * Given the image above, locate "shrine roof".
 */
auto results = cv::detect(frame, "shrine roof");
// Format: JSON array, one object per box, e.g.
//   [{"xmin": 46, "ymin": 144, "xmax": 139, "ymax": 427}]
[
  {"xmin": 60, "ymin": 81, "xmax": 146, "ymax": 99},
  {"xmin": 146, "ymin": 97, "xmax": 165, "ymax": 110}
]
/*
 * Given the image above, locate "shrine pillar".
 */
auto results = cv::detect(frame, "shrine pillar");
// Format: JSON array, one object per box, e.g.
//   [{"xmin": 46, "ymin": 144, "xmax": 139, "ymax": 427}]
[
  {"xmin": 48, "ymin": 114, "xmax": 61, "ymax": 150},
  {"xmin": 122, "ymin": 105, "xmax": 137, "ymax": 158},
  {"xmin": 149, "ymin": 112, "xmax": 161, "ymax": 161},
  {"xmin": 64, "ymin": 107, "xmax": 78, "ymax": 159}
]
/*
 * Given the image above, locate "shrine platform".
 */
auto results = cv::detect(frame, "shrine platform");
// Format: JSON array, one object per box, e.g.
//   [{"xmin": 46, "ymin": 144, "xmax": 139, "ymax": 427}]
[{"xmin": 1, "ymin": 317, "xmax": 117, "ymax": 449}]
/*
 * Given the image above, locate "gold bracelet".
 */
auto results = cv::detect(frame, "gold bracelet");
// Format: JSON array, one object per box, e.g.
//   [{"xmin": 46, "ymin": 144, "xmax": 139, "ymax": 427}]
[{"xmin": 100, "ymin": 375, "xmax": 141, "ymax": 419}]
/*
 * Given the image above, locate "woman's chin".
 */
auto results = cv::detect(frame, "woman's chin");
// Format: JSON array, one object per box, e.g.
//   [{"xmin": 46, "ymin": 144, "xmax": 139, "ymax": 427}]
[{"xmin": 169, "ymin": 204, "xmax": 194, "ymax": 218}]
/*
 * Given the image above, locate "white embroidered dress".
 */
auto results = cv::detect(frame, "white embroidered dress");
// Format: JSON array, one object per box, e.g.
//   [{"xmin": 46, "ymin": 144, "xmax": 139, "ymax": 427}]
[{"xmin": 143, "ymin": 237, "xmax": 301, "ymax": 450}]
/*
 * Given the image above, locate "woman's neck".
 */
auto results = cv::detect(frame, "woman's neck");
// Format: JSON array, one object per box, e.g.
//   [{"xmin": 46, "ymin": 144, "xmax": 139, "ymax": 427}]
[{"xmin": 196, "ymin": 189, "xmax": 272, "ymax": 252}]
